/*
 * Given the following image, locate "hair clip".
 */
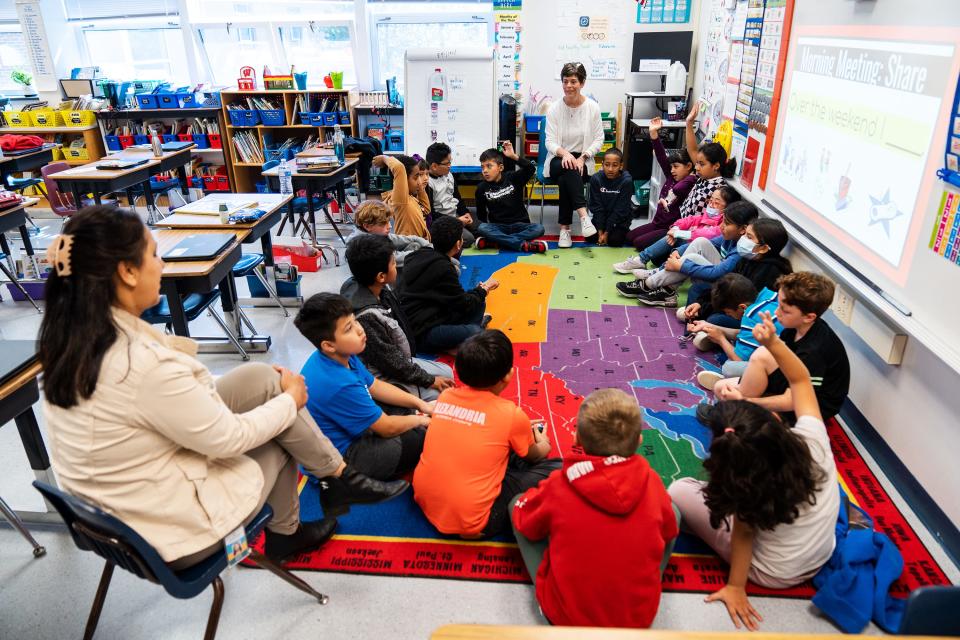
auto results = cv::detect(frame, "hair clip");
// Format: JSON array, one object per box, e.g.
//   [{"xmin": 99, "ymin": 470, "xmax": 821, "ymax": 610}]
[
  {"xmin": 724, "ymin": 427, "xmax": 735, "ymax": 434},
  {"xmin": 46, "ymin": 234, "xmax": 74, "ymax": 277}
]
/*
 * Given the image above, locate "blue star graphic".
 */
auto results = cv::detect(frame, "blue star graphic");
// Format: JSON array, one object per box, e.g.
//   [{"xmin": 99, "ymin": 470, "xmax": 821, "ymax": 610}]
[{"xmin": 868, "ymin": 189, "xmax": 903, "ymax": 236}]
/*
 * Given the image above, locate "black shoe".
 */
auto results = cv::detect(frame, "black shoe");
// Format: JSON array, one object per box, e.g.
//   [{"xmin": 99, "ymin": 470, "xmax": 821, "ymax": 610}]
[
  {"xmin": 696, "ymin": 402, "xmax": 718, "ymax": 429},
  {"xmin": 264, "ymin": 517, "xmax": 338, "ymax": 562},
  {"xmin": 635, "ymin": 286, "xmax": 679, "ymax": 307},
  {"xmin": 616, "ymin": 279, "xmax": 655, "ymax": 298},
  {"xmin": 481, "ymin": 314, "xmax": 493, "ymax": 329},
  {"xmin": 318, "ymin": 466, "xmax": 409, "ymax": 517}
]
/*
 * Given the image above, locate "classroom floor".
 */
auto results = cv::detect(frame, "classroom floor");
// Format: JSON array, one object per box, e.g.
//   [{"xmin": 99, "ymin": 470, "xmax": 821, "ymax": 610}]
[{"xmin": 0, "ymin": 208, "xmax": 956, "ymax": 639}]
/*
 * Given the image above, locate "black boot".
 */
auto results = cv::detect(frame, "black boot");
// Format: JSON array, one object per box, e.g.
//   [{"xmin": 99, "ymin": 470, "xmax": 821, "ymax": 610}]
[
  {"xmin": 318, "ymin": 466, "xmax": 409, "ymax": 517},
  {"xmin": 264, "ymin": 516, "xmax": 338, "ymax": 562}
]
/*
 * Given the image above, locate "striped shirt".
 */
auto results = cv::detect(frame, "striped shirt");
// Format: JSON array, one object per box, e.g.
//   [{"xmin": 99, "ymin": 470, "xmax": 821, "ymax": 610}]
[{"xmin": 733, "ymin": 288, "xmax": 783, "ymax": 361}]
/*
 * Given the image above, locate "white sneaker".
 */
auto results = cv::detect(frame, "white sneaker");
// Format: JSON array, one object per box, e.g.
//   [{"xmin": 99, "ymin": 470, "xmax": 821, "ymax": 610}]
[
  {"xmin": 693, "ymin": 331, "xmax": 715, "ymax": 351},
  {"xmin": 580, "ymin": 215, "xmax": 597, "ymax": 238},
  {"xmin": 676, "ymin": 306, "xmax": 688, "ymax": 322},
  {"xmin": 697, "ymin": 370, "xmax": 725, "ymax": 391},
  {"xmin": 631, "ymin": 268, "xmax": 657, "ymax": 280},
  {"xmin": 558, "ymin": 228, "xmax": 573, "ymax": 248},
  {"xmin": 613, "ymin": 255, "xmax": 646, "ymax": 274}
]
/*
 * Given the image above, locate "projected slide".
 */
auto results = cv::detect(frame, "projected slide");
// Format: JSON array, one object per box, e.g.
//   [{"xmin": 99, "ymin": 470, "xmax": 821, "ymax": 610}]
[{"xmin": 772, "ymin": 35, "xmax": 955, "ymax": 268}]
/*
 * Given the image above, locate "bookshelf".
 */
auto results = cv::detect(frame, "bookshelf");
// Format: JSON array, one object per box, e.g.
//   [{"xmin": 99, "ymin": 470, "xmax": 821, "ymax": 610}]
[
  {"xmin": 219, "ymin": 88, "xmax": 358, "ymax": 192},
  {"xmin": 0, "ymin": 124, "xmax": 106, "ymax": 165}
]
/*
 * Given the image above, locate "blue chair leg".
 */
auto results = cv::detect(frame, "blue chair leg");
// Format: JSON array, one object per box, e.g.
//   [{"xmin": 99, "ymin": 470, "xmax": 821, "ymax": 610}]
[{"xmin": 251, "ymin": 267, "xmax": 289, "ymax": 318}]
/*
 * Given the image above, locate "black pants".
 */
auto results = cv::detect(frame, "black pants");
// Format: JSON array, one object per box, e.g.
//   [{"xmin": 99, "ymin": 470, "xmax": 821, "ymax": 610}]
[
  {"xmin": 480, "ymin": 454, "xmax": 561, "ymax": 538},
  {"xmin": 583, "ymin": 225, "xmax": 629, "ymax": 248},
  {"xmin": 549, "ymin": 155, "xmax": 588, "ymax": 226},
  {"xmin": 344, "ymin": 427, "xmax": 426, "ymax": 480}
]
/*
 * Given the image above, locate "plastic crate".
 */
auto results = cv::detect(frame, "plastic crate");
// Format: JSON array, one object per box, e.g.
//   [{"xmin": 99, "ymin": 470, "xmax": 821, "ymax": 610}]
[
  {"xmin": 6, "ymin": 281, "xmax": 46, "ymax": 302},
  {"xmin": 298, "ymin": 112, "xmax": 324, "ymax": 126},
  {"xmin": 338, "ymin": 111, "xmax": 351, "ymax": 126},
  {"xmin": 157, "ymin": 94, "xmax": 179, "ymax": 109},
  {"xmin": 259, "ymin": 109, "xmax": 286, "ymax": 126},
  {"xmin": 135, "ymin": 94, "xmax": 160, "ymax": 109},
  {"xmin": 524, "ymin": 114, "xmax": 546, "ymax": 133},
  {"xmin": 633, "ymin": 179, "xmax": 650, "ymax": 207},
  {"xmin": 366, "ymin": 124, "xmax": 386, "ymax": 140},
  {"xmin": 63, "ymin": 147, "xmax": 90, "ymax": 161},
  {"xmin": 5, "ymin": 111, "xmax": 31, "ymax": 127},
  {"xmin": 133, "ymin": 135, "xmax": 150, "ymax": 146},
  {"xmin": 385, "ymin": 131, "xmax": 404, "ymax": 152},
  {"xmin": 51, "ymin": 147, "xmax": 65, "ymax": 160},
  {"xmin": 199, "ymin": 92, "xmax": 222, "ymax": 107},
  {"xmin": 191, "ymin": 134, "xmax": 210, "ymax": 149},
  {"xmin": 118, "ymin": 135, "xmax": 135, "ymax": 149},
  {"xmin": 265, "ymin": 147, "xmax": 295, "ymax": 163},
  {"xmin": 524, "ymin": 139, "xmax": 539, "ymax": 156},
  {"xmin": 228, "ymin": 110, "xmax": 260, "ymax": 127},
  {"xmin": 60, "ymin": 110, "xmax": 96, "ymax": 127},
  {"xmin": 162, "ymin": 134, "xmax": 178, "ymax": 144},
  {"xmin": 255, "ymin": 180, "xmax": 270, "ymax": 194},
  {"xmin": 319, "ymin": 112, "xmax": 337, "ymax": 126},
  {"xmin": 177, "ymin": 92, "xmax": 197, "ymax": 107},
  {"xmin": 246, "ymin": 273, "xmax": 301, "ymax": 298},
  {"xmin": 105, "ymin": 135, "xmax": 122, "ymax": 151},
  {"xmin": 177, "ymin": 134, "xmax": 193, "ymax": 143},
  {"xmin": 31, "ymin": 110, "xmax": 63, "ymax": 127},
  {"xmin": 272, "ymin": 247, "xmax": 320, "ymax": 272},
  {"xmin": 208, "ymin": 134, "xmax": 223, "ymax": 149}
]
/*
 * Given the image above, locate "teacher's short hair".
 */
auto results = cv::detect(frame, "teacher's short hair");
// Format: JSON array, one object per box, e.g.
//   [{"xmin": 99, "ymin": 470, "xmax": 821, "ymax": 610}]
[{"xmin": 560, "ymin": 62, "xmax": 587, "ymax": 83}]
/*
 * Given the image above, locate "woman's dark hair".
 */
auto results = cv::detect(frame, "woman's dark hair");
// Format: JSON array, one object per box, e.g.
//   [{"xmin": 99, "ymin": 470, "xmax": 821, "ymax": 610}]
[
  {"xmin": 751, "ymin": 217, "xmax": 790, "ymax": 257},
  {"xmin": 39, "ymin": 206, "xmax": 148, "ymax": 408},
  {"xmin": 716, "ymin": 185, "xmax": 740, "ymax": 206},
  {"xmin": 345, "ymin": 233, "xmax": 395, "ymax": 287},
  {"xmin": 667, "ymin": 148, "xmax": 692, "ymax": 167},
  {"xmin": 560, "ymin": 62, "xmax": 587, "ymax": 84},
  {"xmin": 699, "ymin": 142, "xmax": 737, "ymax": 179},
  {"xmin": 456, "ymin": 330, "xmax": 514, "ymax": 388},
  {"xmin": 722, "ymin": 200, "xmax": 758, "ymax": 227},
  {"xmin": 703, "ymin": 400, "xmax": 826, "ymax": 531}
]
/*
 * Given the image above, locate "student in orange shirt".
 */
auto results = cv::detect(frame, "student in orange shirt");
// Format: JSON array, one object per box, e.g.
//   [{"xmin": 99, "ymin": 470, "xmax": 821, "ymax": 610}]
[{"xmin": 413, "ymin": 330, "xmax": 560, "ymax": 538}]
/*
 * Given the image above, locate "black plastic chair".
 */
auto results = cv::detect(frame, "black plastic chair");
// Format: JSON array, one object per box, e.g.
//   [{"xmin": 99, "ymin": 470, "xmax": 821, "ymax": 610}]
[
  {"xmin": 899, "ymin": 585, "xmax": 960, "ymax": 636},
  {"xmin": 34, "ymin": 481, "xmax": 329, "ymax": 640}
]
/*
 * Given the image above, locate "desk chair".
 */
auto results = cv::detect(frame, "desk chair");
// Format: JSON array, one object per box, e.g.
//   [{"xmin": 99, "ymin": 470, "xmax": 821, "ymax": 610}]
[
  {"xmin": 7, "ymin": 174, "xmax": 47, "ymax": 198},
  {"xmin": 41, "ymin": 163, "xmax": 117, "ymax": 226},
  {"xmin": 0, "ymin": 494, "xmax": 45, "ymax": 557},
  {"xmin": 525, "ymin": 128, "xmax": 554, "ymax": 224},
  {"xmin": 126, "ymin": 178, "xmax": 188, "ymax": 225},
  {"xmin": 898, "ymin": 585, "xmax": 960, "ymax": 635},
  {"xmin": 34, "ymin": 482, "xmax": 329, "ymax": 640},
  {"xmin": 0, "ymin": 247, "xmax": 42, "ymax": 313},
  {"xmin": 232, "ymin": 254, "xmax": 288, "ymax": 318},
  {"xmin": 141, "ymin": 291, "xmax": 251, "ymax": 360}
]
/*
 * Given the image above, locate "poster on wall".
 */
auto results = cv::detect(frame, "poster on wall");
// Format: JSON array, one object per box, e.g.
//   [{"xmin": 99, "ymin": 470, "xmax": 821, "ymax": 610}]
[
  {"xmin": 930, "ymin": 188, "xmax": 960, "ymax": 268},
  {"xmin": 753, "ymin": 0, "xmax": 794, "ymax": 190},
  {"xmin": 15, "ymin": 0, "xmax": 57, "ymax": 92},
  {"xmin": 637, "ymin": 0, "xmax": 692, "ymax": 24},
  {"xmin": 699, "ymin": 0, "xmax": 738, "ymax": 135},
  {"xmin": 495, "ymin": 1, "xmax": 523, "ymax": 100},
  {"xmin": 555, "ymin": 0, "xmax": 626, "ymax": 80}
]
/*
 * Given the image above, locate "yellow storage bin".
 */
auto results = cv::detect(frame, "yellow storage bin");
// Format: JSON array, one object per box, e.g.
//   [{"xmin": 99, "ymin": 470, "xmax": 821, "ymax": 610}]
[
  {"xmin": 60, "ymin": 110, "xmax": 96, "ymax": 127},
  {"xmin": 63, "ymin": 146, "xmax": 90, "ymax": 161},
  {"xmin": 50, "ymin": 146, "xmax": 64, "ymax": 160},
  {"xmin": 31, "ymin": 110, "xmax": 64, "ymax": 127},
  {"xmin": 5, "ymin": 111, "xmax": 32, "ymax": 127}
]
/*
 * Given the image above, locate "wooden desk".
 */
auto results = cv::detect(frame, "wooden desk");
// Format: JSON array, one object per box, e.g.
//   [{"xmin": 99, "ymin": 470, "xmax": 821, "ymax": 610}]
[
  {"xmin": 262, "ymin": 158, "xmax": 357, "ymax": 245},
  {"xmin": 431, "ymin": 625, "xmax": 941, "ymax": 640},
  {"xmin": 155, "ymin": 228, "xmax": 271, "ymax": 355},
  {"xmin": 155, "ymin": 194, "xmax": 298, "ymax": 309},
  {"xmin": 0, "ymin": 201, "xmax": 41, "ymax": 275},
  {"xmin": 0, "ymin": 145, "xmax": 56, "ymax": 186},
  {"xmin": 51, "ymin": 145, "xmax": 196, "ymax": 210},
  {"xmin": 0, "ymin": 340, "xmax": 58, "ymax": 524}
]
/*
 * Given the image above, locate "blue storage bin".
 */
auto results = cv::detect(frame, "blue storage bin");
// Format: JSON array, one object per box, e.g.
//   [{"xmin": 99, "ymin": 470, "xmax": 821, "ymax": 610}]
[
  {"xmin": 191, "ymin": 134, "xmax": 210, "ymax": 149},
  {"xmin": 105, "ymin": 135, "xmax": 122, "ymax": 151},
  {"xmin": 264, "ymin": 146, "xmax": 295, "ymax": 163},
  {"xmin": 246, "ymin": 274, "xmax": 301, "ymax": 298},
  {"xmin": 259, "ymin": 109, "xmax": 286, "ymax": 126},
  {"xmin": 162, "ymin": 134, "xmax": 178, "ymax": 144},
  {"xmin": 321, "ymin": 112, "xmax": 338, "ymax": 126},
  {"xmin": 157, "ymin": 94, "xmax": 179, "ymax": 109},
  {"xmin": 228, "ymin": 110, "xmax": 260, "ymax": 127},
  {"xmin": 385, "ymin": 131, "xmax": 404, "ymax": 152},
  {"xmin": 338, "ymin": 110, "xmax": 351, "ymax": 125},
  {"xmin": 135, "ymin": 94, "xmax": 159, "ymax": 109},
  {"xmin": 199, "ymin": 92, "xmax": 221, "ymax": 107},
  {"xmin": 298, "ymin": 112, "xmax": 324, "ymax": 126},
  {"xmin": 133, "ymin": 134, "xmax": 150, "ymax": 145},
  {"xmin": 177, "ymin": 92, "xmax": 197, "ymax": 107},
  {"xmin": 255, "ymin": 180, "xmax": 270, "ymax": 194},
  {"xmin": 524, "ymin": 114, "xmax": 546, "ymax": 133}
]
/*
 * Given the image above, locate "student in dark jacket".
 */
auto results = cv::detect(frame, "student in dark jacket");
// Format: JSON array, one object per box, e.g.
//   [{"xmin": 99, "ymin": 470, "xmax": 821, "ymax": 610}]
[
  {"xmin": 341, "ymin": 234, "xmax": 455, "ymax": 401},
  {"xmin": 399, "ymin": 216, "xmax": 500, "ymax": 353},
  {"xmin": 586, "ymin": 147, "xmax": 634, "ymax": 247},
  {"xmin": 680, "ymin": 218, "xmax": 792, "ymax": 329},
  {"xmin": 622, "ymin": 117, "xmax": 696, "ymax": 253},
  {"xmin": 474, "ymin": 142, "xmax": 547, "ymax": 253}
]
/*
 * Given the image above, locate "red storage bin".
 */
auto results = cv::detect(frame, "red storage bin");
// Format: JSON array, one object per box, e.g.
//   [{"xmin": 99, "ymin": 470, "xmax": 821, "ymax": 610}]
[
  {"xmin": 208, "ymin": 134, "xmax": 222, "ymax": 149},
  {"xmin": 118, "ymin": 135, "xmax": 135, "ymax": 149},
  {"xmin": 272, "ymin": 247, "xmax": 321, "ymax": 272},
  {"xmin": 214, "ymin": 175, "xmax": 230, "ymax": 191},
  {"xmin": 177, "ymin": 134, "xmax": 193, "ymax": 143},
  {"xmin": 524, "ymin": 139, "xmax": 539, "ymax": 156}
]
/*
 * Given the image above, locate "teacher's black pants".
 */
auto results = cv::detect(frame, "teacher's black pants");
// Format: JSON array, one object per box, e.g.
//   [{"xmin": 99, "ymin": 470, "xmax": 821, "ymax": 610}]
[{"xmin": 549, "ymin": 154, "xmax": 588, "ymax": 226}]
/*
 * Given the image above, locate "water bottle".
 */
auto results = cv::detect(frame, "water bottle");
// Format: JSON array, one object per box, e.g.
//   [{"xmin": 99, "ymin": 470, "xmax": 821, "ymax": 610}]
[
  {"xmin": 150, "ymin": 128, "xmax": 163, "ymax": 158},
  {"xmin": 333, "ymin": 124, "xmax": 345, "ymax": 165},
  {"xmin": 279, "ymin": 159, "xmax": 293, "ymax": 195}
]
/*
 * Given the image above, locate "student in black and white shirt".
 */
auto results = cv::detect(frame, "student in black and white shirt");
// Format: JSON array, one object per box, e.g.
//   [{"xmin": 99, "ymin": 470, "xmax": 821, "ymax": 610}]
[{"xmin": 474, "ymin": 142, "xmax": 547, "ymax": 253}]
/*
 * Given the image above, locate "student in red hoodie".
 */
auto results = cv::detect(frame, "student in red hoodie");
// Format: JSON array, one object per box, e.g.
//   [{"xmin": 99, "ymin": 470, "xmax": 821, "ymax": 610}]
[{"xmin": 511, "ymin": 388, "xmax": 679, "ymax": 627}]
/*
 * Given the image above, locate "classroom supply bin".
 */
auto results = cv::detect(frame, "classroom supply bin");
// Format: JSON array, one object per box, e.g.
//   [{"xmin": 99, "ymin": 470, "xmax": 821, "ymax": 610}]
[
  {"xmin": 601, "ymin": 113, "xmax": 616, "ymax": 132},
  {"xmin": 385, "ymin": 131, "xmax": 404, "ymax": 152},
  {"xmin": 338, "ymin": 111, "xmax": 351, "ymax": 125},
  {"xmin": 259, "ymin": 109, "xmax": 286, "ymax": 126},
  {"xmin": 177, "ymin": 134, "xmax": 194, "ymax": 143},
  {"xmin": 366, "ymin": 124, "xmax": 386, "ymax": 140},
  {"xmin": 118, "ymin": 135, "xmax": 135, "ymax": 149},
  {"xmin": 135, "ymin": 94, "xmax": 160, "ymax": 109},
  {"xmin": 63, "ymin": 146, "xmax": 90, "ymax": 161},
  {"xmin": 133, "ymin": 135, "xmax": 150, "ymax": 146},
  {"xmin": 228, "ymin": 110, "xmax": 260, "ymax": 127},
  {"xmin": 298, "ymin": 112, "xmax": 324, "ymax": 126},
  {"xmin": 5, "ymin": 111, "xmax": 31, "ymax": 127},
  {"xmin": 162, "ymin": 134, "xmax": 178, "ymax": 144},
  {"xmin": 191, "ymin": 134, "xmax": 210, "ymax": 149},
  {"xmin": 524, "ymin": 139, "xmax": 540, "ymax": 156},
  {"xmin": 157, "ymin": 93, "xmax": 179, "ymax": 109},
  {"xmin": 321, "ymin": 112, "xmax": 339, "ymax": 126},
  {"xmin": 246, "ymin": 274, "xmax": 302, "ymax": 298},
  {"xmin": 264, "ymin": 146, "xmax": 295, "ymax": 163},
  {"xmin": 30, "ymin": 110, "xmax": 63, "ymax": 127},
  {"xmin": 60, "ymin": 110, "xmax": 96, "ymax": 127},
  {"xmin": 105, "ymin": 135, "xmax": 123, "ymax": 151},
  {"xmin": 177, "ymin": 92, "xmax": 197, "ymax": 107},
  {"xmin": 633, "ymin": 180, "xmax": 650, "ymax": 207},
  {"xmin": 208, "ymin": 134, "xmax": 223, "ymax": 149},
  {"xmin": 524, "ymin": 115, "xmax": 545, "ymax": 133},
  {"xmin": 272, "ymin": 247, "xmax": 321, "ymax": 272},
  {"xmin": 51, "ymin": 147, "xmax": 64, "ymax": 160}
]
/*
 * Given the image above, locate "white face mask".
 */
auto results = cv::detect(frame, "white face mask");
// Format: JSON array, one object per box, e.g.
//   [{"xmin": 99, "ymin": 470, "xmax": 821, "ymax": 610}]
[
  {"xmin": 705, "ymin": 206, "xmax": 720, "ymax": 216},
  {"xmin": 737, "ymin": 236, "xmax": 759, "ymax": 259}
]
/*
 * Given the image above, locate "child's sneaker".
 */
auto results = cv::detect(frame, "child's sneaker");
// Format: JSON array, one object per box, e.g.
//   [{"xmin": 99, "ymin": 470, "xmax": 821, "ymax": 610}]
[
  {"xmin": 676, "ymin": 306, "xmax": 689, "ymax": 322},
  {"xmin": 615, "ymin": 279, "xmax": 654, "ymax": 298},
  {"xmin": 613, "ymin": 255, "xmax": 646, "ymax": 274},
  {"xmin": 475, "ymin": 237, "xmax": 497, "ymax": 250},
  {"xmin": 693, "ymin": 331, "xmax": 715, "ymax": 351},
  {"xmin": 631, "ymin": 267, "xmax": 657, "ymax": 280},
  {"xmin": 635, "ymin": 286, "xmax": 679, "ymax": 307},
  {"xmin": 580, "ymin": 215, "xmax": 597, "ymax": 238},
  {"xmin": 697, "ymin": 370, "xmax": 725, "ymax": 391},
  {"xmin": 558, "ymin": 228, "xmax": 573, "ymax": 248},
  {"xmin": 521, "ymin": 240, "xmax": 548, "ymax": 253}
]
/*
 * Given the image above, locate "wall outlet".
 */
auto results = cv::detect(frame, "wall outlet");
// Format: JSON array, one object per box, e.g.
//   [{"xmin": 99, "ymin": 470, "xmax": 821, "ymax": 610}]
[{"xmin": 833, "ymin": 285, "xmax": 855, "ymax": 325}]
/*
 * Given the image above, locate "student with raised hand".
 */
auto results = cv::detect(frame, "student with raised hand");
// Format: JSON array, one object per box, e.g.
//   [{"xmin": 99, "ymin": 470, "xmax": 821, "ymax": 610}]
[
  {"xmin": 39, "ymin": 207, "xmax": 408, "ymax": 567},
  {"xmin": 373, "ymin": 153, "xmax": 432, "ymax": 239},
  {"xmin": 679, "ymin": 101, "xmax": 736, "ymax": 216},
  {"xmin": 474, "ymin": 142, "xmax": 547, "ymax": 253},
  {"xmin": 669, "ymin": 312, "xmax": 840, "ymax": 631}
]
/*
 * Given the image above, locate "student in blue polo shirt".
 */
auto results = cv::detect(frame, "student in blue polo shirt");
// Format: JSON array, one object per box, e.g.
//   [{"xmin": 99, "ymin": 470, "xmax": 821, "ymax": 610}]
[{"xmin": 295, "ymin": 293, "xmax": 434, "ymax": 498}]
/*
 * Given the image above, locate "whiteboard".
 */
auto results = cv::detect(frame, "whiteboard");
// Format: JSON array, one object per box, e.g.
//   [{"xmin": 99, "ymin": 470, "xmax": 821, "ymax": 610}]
[{"xmin": 404, "ymin": 48, "xmax": 496, "ymax": 170}]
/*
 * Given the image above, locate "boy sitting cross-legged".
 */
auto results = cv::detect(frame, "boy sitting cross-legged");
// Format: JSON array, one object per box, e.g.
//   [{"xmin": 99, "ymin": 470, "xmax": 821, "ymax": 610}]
[
  {"xmin": 413, "ymin": 330, "xmax": 561, "ymax": 539},
  {"xmin": 474, "ymin": 141, "xmax": 547, "ymax": 253},
  {"xmin": 345, "ymin": 200, "xmax": 431, "ymax": 269},
  {"xmin": 511, "ymin": 388, "xmax": 679, "ymax": 628}
]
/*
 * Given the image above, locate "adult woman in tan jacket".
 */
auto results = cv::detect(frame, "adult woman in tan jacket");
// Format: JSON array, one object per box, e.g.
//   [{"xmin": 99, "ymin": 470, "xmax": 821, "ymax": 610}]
[{"xmin": 38, "ymin": 207, "xmax": 407, "ymax": 567}]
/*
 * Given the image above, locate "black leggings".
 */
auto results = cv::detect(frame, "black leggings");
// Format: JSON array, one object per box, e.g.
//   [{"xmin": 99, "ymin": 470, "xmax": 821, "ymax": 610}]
[{"xmin": 549, "ymin": 155, "xmax": 588, "ymax": 226}]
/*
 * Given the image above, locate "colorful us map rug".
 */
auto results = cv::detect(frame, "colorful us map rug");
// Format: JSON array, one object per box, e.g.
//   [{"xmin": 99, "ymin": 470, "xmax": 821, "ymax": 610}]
[{"xmin": 254, "ymin": 245, "xmax": 950, "ymax": 598}]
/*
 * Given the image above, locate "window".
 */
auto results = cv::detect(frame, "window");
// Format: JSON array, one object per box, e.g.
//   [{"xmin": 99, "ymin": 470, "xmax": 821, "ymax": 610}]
[
  {"xmin": 279, "ymin": 25, "xmax": 356, "ymax": 88},
  {"xmin": 198, "ymin": 26, "xmax": 282, "ymax": 86},
  {"xmin": 187, "ymin": 0, "xmax": 353, "ymax": 21},
  {"xmin": 83, "ymin": 27, "xmax": 190, "ymax": 84},
  {"xmin": 64, "ymin": 0, "xmax": 178, "ymax": 19},
  {"xmin": 373, "ymin": 17, "xmax": 490, "ymax": 88},
  {"xmin": 0, "ymin": 26, "xmax": 27, "ymax": 93}
]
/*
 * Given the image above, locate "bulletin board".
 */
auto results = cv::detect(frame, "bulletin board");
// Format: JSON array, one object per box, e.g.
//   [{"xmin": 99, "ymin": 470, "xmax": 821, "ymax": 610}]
[
  {"xmin": 554, "ymin": 0, "xmax": 628, "ymax": 80},
  {"xmin": 404, "ymin": 48, "xmax": 497, "ymax": 171},
  {"xmin": 698, "ymin": 0, "xmax": 738, "ymax": 135}
]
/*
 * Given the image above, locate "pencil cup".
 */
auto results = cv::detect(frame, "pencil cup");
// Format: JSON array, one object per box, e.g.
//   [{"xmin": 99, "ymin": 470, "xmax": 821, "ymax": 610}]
[
  {"xmin": 294, "ymin": 72, "xmax": 308, "ymax": 90},
  {"xmin": 330, "ymin": 71, "xmax": 343, "ymax": 90}
]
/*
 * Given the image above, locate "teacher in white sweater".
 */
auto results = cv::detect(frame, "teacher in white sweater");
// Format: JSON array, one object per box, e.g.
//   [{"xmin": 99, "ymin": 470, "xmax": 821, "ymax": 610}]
[{"xmin": 544, "ymin": 62, "xmax": 605, "ymax": 248}]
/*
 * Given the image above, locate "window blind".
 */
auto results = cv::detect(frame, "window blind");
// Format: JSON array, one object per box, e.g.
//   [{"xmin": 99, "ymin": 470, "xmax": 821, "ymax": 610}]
[{"xmin": 63, "ymin": 0, "xmax": 179, "ymax": 20}]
